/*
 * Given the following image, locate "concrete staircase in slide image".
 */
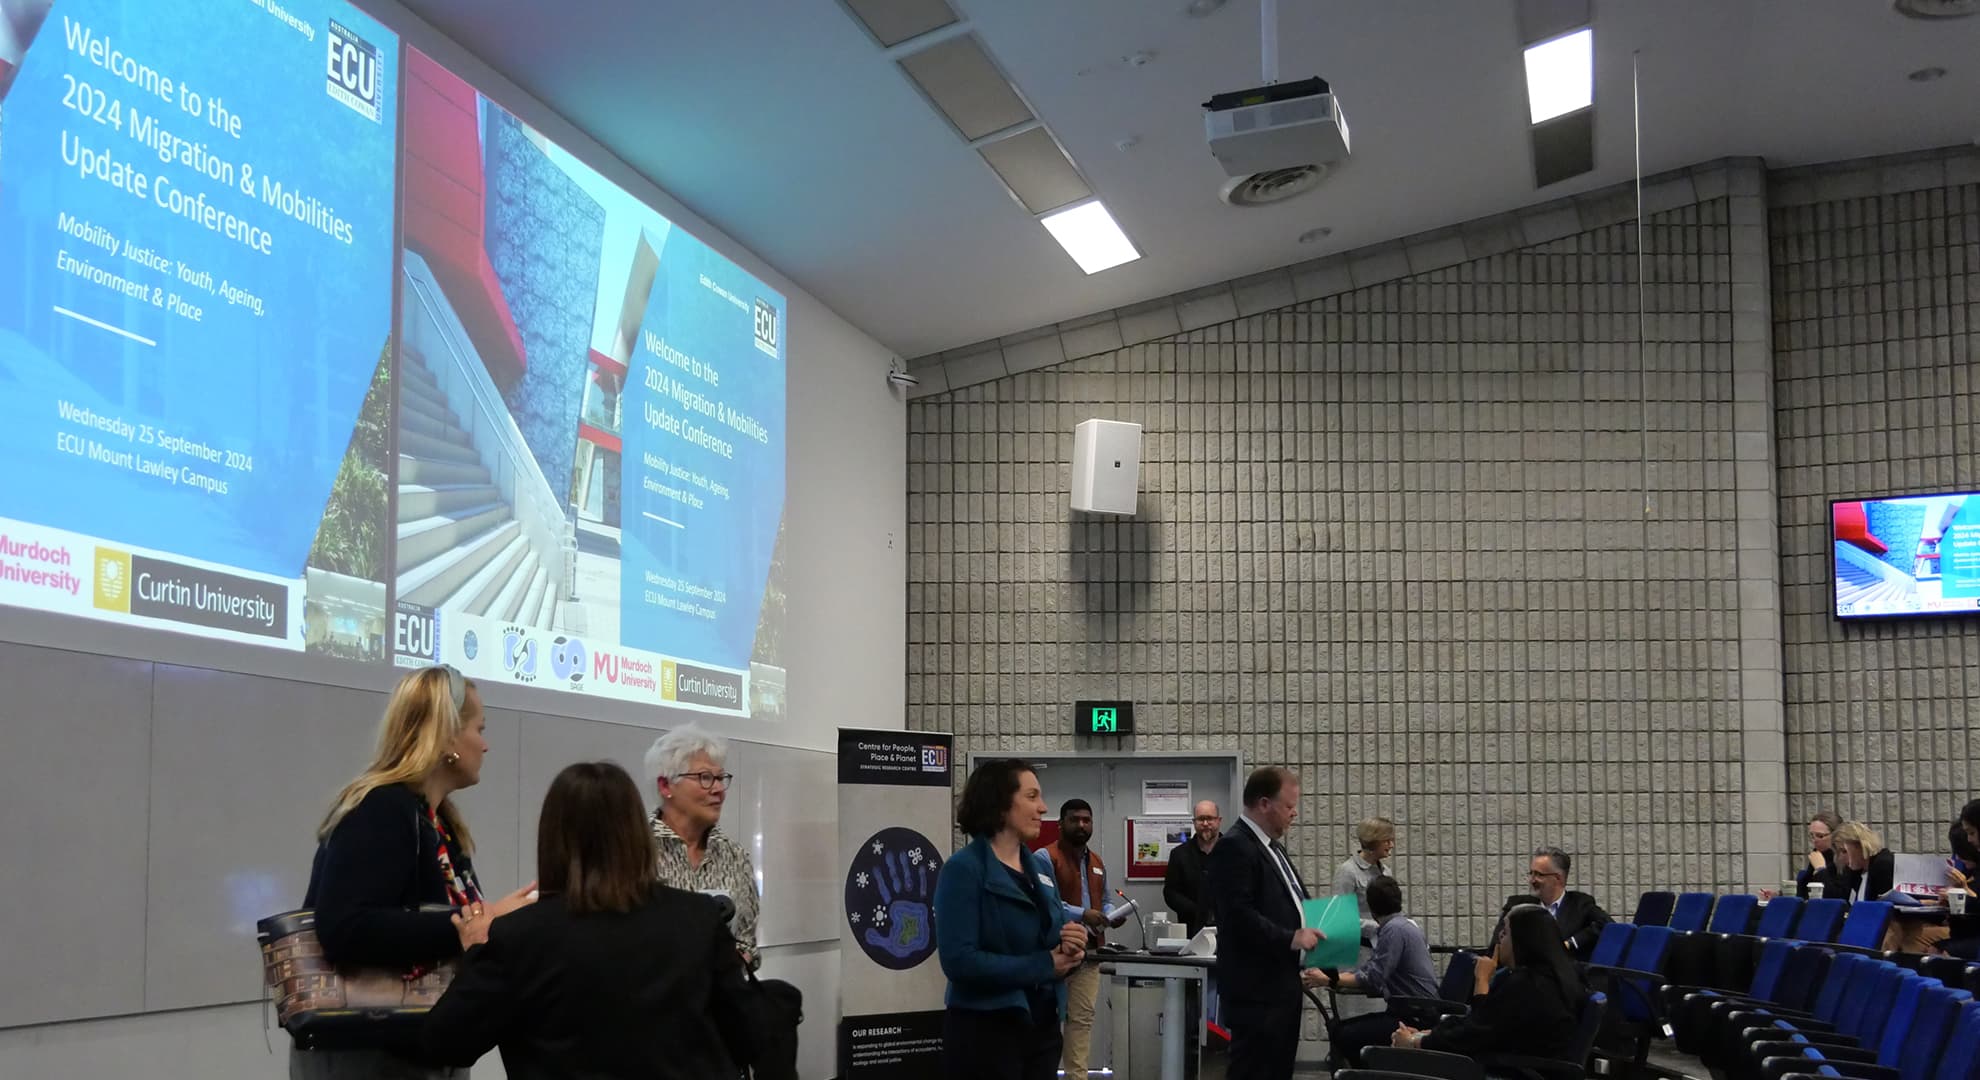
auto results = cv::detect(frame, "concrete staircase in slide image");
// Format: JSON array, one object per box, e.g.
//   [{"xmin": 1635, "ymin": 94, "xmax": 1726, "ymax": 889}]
[{"xmin": 394, "ymin": 347, "xmax": 560, "ymax": 629}]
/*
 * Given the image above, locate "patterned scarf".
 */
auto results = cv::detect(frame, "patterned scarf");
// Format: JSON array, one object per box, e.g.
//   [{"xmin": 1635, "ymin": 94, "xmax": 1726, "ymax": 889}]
[{"xmin": 407, "ymin": 803, "xmax": 481, "ymax": 980}]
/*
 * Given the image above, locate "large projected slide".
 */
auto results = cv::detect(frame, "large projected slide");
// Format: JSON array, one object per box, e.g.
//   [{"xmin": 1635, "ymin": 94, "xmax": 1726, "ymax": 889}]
[
  {"xmin": 389, "ymin": 49, "xmax": 787, "ymax": 718},
  {"xmin": 0, "ymin": 0, "xmax": 398, "ymax": 656},
  {"xmin": 0, "ymin": 7, "xmax": 789, "ymax": 720}
]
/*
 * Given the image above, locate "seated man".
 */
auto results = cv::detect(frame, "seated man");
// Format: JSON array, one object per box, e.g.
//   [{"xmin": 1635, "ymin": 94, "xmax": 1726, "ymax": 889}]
[
  {"xmin": 1303, "ymin": 876, "xmax": 1438, "ymax": 1068},
  {"xmin": 1499, "ymin": 846, "xmax": 1608, "ymax": 960}
]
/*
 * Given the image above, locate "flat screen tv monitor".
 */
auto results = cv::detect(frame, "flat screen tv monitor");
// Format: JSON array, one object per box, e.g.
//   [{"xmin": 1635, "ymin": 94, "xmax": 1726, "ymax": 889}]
[{"xmin": 1831, "ymin": 492, "xmax": 1980, "ymax": 620}]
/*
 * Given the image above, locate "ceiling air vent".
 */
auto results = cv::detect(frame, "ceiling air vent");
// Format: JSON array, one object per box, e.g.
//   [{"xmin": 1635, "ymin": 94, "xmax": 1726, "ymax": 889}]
[
  {"xmin": 1893, "ymin": 0, "xmax": 1980, "ymax": 17},
  {"xmin": 1218, "ymin": 164, "xmax": 1327, "ymax": 207}
]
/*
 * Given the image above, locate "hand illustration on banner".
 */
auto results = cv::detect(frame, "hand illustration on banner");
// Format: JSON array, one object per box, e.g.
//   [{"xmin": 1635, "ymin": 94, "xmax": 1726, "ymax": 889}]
[{"xmin": 845, "ymin": 826, "xmax": 942, "ymax": 970}]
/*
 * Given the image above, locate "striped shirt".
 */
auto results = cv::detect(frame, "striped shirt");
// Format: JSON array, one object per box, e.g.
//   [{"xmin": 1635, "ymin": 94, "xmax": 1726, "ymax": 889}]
[{"xmin": 652, "ymin": 812, "xmax": 760, "ymax": 968}]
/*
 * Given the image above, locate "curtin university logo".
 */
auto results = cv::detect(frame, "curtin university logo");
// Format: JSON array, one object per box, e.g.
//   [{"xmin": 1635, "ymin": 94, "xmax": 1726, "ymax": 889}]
[
  {"xmin": 93, "ymin": 547, "xmax": 132, "ymax": 610},
  {"xmin": 325, "ymin": 19, "xmax": 381, "ymax": 122}
]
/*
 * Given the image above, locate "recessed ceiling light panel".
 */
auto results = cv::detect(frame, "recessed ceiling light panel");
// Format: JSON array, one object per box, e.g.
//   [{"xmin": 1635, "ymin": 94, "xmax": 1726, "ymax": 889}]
[
  {"xmin": 1524, "ymin": 27, "xmax": 1593, "ymax": 124},
  {"xmin": 1040, "ymin": 200, "xmax": 1141, "ymax": 274}
]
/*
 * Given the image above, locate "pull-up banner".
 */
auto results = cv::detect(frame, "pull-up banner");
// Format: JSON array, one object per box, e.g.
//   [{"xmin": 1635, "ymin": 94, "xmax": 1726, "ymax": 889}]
[{"xmin": 836, "ymin": 727, "xmax": 953, "ymax": 1078}]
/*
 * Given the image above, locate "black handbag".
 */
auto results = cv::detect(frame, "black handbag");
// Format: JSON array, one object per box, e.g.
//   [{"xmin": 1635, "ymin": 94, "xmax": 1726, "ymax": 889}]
[{"xmin": 745, "ymin": 971, "xmax": 804, "ymax": 1080}]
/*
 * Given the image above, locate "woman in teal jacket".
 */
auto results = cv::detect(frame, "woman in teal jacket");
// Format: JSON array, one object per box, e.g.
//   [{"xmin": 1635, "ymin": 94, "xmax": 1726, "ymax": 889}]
[{"xmin": 935, "ymin": 759, "xmax": 1088, "ymax": 1080}]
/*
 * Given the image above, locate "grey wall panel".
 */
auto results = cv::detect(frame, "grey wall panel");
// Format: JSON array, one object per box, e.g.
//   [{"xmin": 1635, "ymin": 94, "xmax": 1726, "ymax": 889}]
[
  {"xmin": 726, "ymin": 743, "xmax": 838, "ymax": 947},
  {"xmin": 143, "ymin": 666, "xmax": 387, "ymax": 1010},
  {"xmin": 516, "ymin": 712, "xmax": 663, "ymax": 883},
  {"xmin": 0, "ymin": 644, "xmax": 154, "ymax": 1027}
]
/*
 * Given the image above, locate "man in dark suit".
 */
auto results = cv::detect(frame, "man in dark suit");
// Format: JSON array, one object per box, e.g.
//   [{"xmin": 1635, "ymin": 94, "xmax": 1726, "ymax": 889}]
[
  {"xmin": 1207, "ymin": 766, "xmax": 1320, "ymax": 1080},
  {"xmin": 1498, "ymin": 846, "xmax": 1610, "ymax": 960}
]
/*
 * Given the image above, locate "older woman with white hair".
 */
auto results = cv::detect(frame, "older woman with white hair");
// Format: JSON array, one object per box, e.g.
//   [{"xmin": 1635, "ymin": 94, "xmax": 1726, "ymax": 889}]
[{"xmin": 646, "ymin": 723, "xmax": 760, "ymax": 969}]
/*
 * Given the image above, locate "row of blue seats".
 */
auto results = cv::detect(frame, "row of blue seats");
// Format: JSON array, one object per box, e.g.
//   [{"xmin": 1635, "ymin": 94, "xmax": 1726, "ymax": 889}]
[
  {"xmin": 1675, "ymin": 943, "xmax": 1980, "ymax": 1080},
  {"xmin": 1330, "ymin": 894, "xmax": 1980, "ymax": 1080},
  {"xmin": 1629, "ymin": 891, "xmax": 1884, "ymax": 946}
]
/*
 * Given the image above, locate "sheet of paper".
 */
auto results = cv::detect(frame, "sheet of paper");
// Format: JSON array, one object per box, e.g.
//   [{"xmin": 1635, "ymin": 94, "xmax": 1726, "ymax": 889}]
[{"xmin": 1142, "ymin": 779, "xmax": 1192, "ymax": 816}]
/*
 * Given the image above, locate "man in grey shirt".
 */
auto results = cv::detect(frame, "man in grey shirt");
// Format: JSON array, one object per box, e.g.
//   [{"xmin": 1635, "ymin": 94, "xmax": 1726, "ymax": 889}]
[{"xmin": 1303, "ymin": 876, "xmax": 1438, "ymax": 1067}]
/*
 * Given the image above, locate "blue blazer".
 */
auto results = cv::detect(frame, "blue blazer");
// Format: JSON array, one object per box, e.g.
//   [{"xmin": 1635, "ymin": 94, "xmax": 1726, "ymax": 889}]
[{"xmin": 934, "ymin": 836, "xmax": 1069, "ymax": 1015}]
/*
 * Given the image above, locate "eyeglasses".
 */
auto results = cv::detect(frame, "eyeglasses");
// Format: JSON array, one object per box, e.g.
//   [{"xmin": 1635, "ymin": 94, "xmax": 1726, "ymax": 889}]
[
  {"xmin": 1528, "ymin": 870, "xmax": 1563, "ymax": 879},
  {"xmin": 1194, "ymin": 815, "xmax": 1221, "ymax": 822},
  {"xmin": 673, "ymin": 771, "xmax": 734, "ymax": 790}
]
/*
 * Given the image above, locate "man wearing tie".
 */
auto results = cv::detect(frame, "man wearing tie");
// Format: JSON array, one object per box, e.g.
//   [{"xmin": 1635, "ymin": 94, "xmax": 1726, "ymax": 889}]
[
  {"xmin": 1498, "ymin": 846, "xmax": 1610, "ymax": 960},
  {"xmin": 1207, "ymin": 766, "xmax": 1320, "ymax": 1080}
]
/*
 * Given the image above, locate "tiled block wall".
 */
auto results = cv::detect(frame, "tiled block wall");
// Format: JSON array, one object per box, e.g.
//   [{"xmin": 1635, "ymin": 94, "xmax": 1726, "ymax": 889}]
[
  {"xmin": 907, "ymin": 188, "xmax": 1777, "ymax": 952},
  {"xmin": 1774, "ymin": 154, "xmax": 1980, "ymax": 855}
]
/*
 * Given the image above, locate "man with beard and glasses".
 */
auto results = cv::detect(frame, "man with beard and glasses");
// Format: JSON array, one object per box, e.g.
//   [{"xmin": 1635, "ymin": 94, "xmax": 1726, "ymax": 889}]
[{"xmin": 1046, "ymin": 799, "xmax": 1126, "ymax": 1079}]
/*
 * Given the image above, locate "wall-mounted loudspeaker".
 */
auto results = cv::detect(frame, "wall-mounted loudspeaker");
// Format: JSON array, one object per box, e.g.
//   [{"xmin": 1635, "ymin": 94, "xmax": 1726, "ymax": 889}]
[{"xmin": 1071, "ymin": 419, "xmax": 1141, "ymax": 515}]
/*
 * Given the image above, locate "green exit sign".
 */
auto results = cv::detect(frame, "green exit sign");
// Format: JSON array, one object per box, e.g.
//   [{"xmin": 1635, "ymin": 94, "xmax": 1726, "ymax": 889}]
[{"xmin": 1074, "ymin": 700, "xmax": 1134, "ymax": 736}]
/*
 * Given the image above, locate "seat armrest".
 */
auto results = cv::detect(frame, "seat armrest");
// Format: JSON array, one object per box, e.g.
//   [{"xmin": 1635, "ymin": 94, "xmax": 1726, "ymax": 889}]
[
  {"xmin": 1474, "ymin": 1052, "xmax": 1588, "ymax": 1080},
  {"xmin": 1359, "ymin": 1046, "xmax": 1487, "ymax": 1080}
]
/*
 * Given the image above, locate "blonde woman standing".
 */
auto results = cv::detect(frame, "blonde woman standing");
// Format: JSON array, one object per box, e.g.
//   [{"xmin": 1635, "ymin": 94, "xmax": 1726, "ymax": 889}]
[{"xmin": 293, "ymin": 664, "xmax": 536, "ymax": 1079}]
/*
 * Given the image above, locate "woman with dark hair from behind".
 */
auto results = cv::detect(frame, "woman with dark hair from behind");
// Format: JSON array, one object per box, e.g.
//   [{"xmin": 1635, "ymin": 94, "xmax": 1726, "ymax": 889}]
[
  {"xmin": 1389, "ymin": 905, "xmax": 1586, "ymax": 1060},
  {"xmin": 422, "ymin": 761, "xmax": 756, "ymax": 1078},
  {"xmin": 933, "ymin": 758, "xmax": 1089, "ymax": 1080}
]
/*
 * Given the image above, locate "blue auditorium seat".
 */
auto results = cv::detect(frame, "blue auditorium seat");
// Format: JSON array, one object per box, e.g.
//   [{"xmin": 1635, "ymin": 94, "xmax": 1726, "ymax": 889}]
[
  {"xmin": 1834, "ymin": 900, "xmax": 1893, "ymax": 953},
  {"xmin": 1708, "ymin": 893, "xmax": 1760, "ymax": 934},
  {"xmin": 1756, "ymin": 895, "xmax": 1804, "ymax": 938},
  {"xmin": 1632, "ymin": 890, "xmax": 1676, "ymax": 927},
  {"xmin": 1794, "ymin": 898, "xmax": 1848, "ymax": 942},
  {"xmin": 1670, "ymin": 891, "xmax": 1716, "ymax": 932}
]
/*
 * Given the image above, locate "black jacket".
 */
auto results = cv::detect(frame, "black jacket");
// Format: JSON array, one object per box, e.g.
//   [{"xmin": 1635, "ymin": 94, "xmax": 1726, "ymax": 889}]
[
  {"xmin": 1840, "ymin": 849, "xmax": 1896, "ymax": 902},
  {"xmin": 1498, "ymin": 892, "xmax": 1611, "ymax": 960},
  {"xmin": 1164, "ymin": 838, "xmax": 1215, "ymax": 935},
  {"xmin": 304, "ymin": 783, "xmax": 473, "ymax": 969},
  {"xmin": 1796, "ymin": 853, "xmax": 1846, "ymax": 900},
  {"xmin": 1421, "ymin": 967, "xmax": 1579, "ymax": 1059},
  {"xmin": 1206, "ymin": 821, "xmax": 1308, "ymax": 1005},
  {"xmin": 422, "ymin": 886, "xmax": 756, "ymax": 1079}
]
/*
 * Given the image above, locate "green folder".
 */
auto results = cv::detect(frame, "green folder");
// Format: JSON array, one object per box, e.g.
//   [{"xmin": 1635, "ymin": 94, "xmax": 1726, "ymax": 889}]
[{"xmin": 1300, "ymin": 895, "xmax": 1363, "ymax": 970}]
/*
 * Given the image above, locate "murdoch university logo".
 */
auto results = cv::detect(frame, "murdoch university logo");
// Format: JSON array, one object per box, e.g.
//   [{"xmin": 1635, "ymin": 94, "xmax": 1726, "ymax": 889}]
[{"xmin": 325, "ymin": 20, "xmax": 381, "ymax": 122}]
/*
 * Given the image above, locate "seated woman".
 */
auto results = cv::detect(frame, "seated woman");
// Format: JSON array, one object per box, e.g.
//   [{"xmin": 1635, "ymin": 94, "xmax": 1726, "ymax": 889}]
[
  {"xmin": 1833, "ymin": 821, "xmax": 1895, "ymax": 902},
  {"xmin": 1390, "ymin": 905, "xmax": 1586, "ymax": 1061},
  {"xmin": 422, "ymin": 761, "xmax": 756, "ymax": 1078}
]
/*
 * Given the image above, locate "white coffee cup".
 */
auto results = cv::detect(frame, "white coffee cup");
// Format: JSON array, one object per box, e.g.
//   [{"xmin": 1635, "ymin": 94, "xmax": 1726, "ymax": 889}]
[
  {"xmin": 1951, "ymin": 890, "xmax": 1969, "ymax": 916},
  {"xmin": 1808, "ymin": 882, "xmax": 1825, "ymax": 900}
]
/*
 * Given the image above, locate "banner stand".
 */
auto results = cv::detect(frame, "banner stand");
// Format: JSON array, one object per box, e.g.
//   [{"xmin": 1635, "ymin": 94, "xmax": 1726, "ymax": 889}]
[{"xmin": 835, "ymin": 727, "xmax": 955, "ymax": 1078}]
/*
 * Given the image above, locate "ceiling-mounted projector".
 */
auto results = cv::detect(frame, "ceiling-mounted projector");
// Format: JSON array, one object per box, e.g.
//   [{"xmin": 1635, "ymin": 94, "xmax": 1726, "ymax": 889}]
[{"xmin": 1203, "ymin": 76, "xmax": 1350, "ymax": 178}]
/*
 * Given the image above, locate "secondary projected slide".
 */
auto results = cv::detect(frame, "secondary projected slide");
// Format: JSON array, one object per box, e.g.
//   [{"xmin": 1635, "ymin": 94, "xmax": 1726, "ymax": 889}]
[
  {"xmin": 0, "ymin": 0, "xmax": 399, "ymax": 657},
  {"xmin": 390, "ymin": 48, "xmax": 787, "ymax": 719},
  {"xmin": 1832, "ymin": 493, "xmax": 1980, "ymax": 619}
]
